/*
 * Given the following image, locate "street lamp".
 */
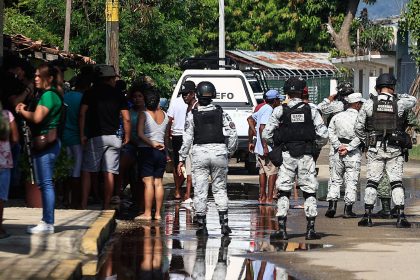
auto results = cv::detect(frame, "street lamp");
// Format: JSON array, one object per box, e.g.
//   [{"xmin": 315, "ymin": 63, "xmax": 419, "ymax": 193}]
[{"xmin": 219, "ymin": 0, "xmax": 225, "ymax": 69}]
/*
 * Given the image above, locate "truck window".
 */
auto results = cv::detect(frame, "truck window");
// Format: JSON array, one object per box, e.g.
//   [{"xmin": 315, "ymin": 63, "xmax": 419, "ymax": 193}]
[{"xmin": 183, "ymin": 75, "xmax": 253, "ymax": 107}]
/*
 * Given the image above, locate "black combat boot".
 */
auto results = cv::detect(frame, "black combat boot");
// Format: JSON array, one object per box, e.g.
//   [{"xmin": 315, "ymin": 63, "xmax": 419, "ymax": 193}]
[
  {"xmin": 358, "ymin": 205, "xmax": 373, "ymax": 227},
  {"xmin": 270, "ymin": 216, "xmax": 288, "ymax": 241},
  {"xmin": 217, "ymin": 236, "xmax": 231, "ymax": 264},
  {"xmin": 218, "ymin": 211, "xmax": 232, "ymax": 236},
  {"xmin": 390, "ymin": 205, "xmax": 399, "ymax": 218},
  {"xmin": 305, "ymin": 217, "xmax": 319, "ymax": 240},
  {"xmin": 325, "ymin": 200, "xmax": 337, "ymax": 218},
  {"xmin": 396, "ymin": 206, "xmax": 411, "ymax": 228},
  {"xmin": 196, "ymin": 215, "xmax": 209, "ymax": 236},
  {"xmin": 343, "ymin": 204, "xmax": 357, "ymax": 219},
  {"xmin": 375, "ymin": 198, "xmax": 392, "ymax": 219}
]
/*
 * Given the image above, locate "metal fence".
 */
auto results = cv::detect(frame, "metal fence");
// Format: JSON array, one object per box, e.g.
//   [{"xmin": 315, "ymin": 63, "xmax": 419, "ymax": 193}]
[{"xmin": 265, "ymin": 77, "xmax": 332, "ymax": 104}]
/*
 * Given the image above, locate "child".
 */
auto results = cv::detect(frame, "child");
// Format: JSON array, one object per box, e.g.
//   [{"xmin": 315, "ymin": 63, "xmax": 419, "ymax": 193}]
[{"xmin": 0, "ymin": 106, "xmax": 19, "ymax": 239}]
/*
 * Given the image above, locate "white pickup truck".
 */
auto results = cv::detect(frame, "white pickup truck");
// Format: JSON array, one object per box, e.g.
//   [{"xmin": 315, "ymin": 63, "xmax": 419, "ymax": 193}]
[{"xmin": 170, "ymin": 69, "xmax": 258, "ymax": 174}]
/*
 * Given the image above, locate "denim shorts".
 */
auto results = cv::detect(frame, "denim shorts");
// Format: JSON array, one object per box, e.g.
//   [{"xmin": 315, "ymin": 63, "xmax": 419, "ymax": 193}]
[
  {"xmin": 82, "ymin": 135, "xmax": 122, "ymax": 174},
  {"xmin": 0, "ymin": 169, "xmax": 11, "ymax": 201},
  {"xmin": 138, "ymin": 147, "xmax": 167, "ymax": 178}
]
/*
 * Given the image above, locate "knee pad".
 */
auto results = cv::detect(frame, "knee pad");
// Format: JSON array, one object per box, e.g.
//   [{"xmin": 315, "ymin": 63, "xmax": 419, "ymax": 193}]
[
  {"xmin": 302, "ymin": 191, "xmax": 316, "ymax": 200},
  {"xmin": 278, "ymin": 191, "xmax": 291, "ymax": 199},
  {"xmin": 366, "ymin": 180, "xmax": 379, "ymax": 189},
  {"xmin": 390, "ymin": 181, "xmax": 403, "ymax": 190}
]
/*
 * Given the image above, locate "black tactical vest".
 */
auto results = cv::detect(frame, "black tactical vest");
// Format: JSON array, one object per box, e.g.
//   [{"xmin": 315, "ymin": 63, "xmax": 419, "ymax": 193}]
[
  {"xmin": 193, "ymin": 105, "xmax": 225, "ymax": 145},
  {"xmin": 366, "ymin": 94, "xmax": 404, "ymax": 133},
  {"xmin": 276, "ymin": 102, "xmax": 316, "ymax": 143}
]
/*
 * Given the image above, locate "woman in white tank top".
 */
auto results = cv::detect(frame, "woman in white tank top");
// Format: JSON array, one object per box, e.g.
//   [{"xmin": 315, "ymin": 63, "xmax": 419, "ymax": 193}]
[{"xmin": 135, "ymin": 88, "xmax": 169, "ymax": 221}]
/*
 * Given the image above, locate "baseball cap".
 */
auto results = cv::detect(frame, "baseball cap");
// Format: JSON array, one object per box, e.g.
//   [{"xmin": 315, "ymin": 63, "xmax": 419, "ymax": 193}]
[
  {"xmin": 283, "ymin": 77, "xmax": 307, "ymax": 93},
  {"xmin": 265, "ymin": 89, "xmax": 280, "ymax": 100},
  {"xmin": 345, "ymin": 92, "xmax": 365, "ymax": 103},
  {"xmin": 179, "ymin": 80, "xmax": 196, "ymax": 94}
]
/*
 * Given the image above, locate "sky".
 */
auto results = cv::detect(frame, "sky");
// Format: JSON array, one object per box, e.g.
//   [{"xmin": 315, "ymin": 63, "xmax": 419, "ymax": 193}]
[{"xmin": 357, "ymin": 0, "xmax": 410, "ymax": 19}]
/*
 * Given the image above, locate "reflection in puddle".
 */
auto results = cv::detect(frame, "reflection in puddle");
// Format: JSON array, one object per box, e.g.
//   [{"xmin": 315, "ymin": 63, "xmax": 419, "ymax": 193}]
[
  {"xmin": 95, "ymin": 176, "xmax": 420, "ymax": 279},
  {"xmin": 97, "ymin": 203, "xmax": 333, "ymax": 280}
]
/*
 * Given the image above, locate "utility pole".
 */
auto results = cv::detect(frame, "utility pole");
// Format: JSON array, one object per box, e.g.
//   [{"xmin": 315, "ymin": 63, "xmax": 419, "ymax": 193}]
[
  {"xmin": 218, "ymin": 0, "xmax": 225, "ymax": 69},
  {"xmin": 0, "ymin": 0, "xmax": 4, "ymax": 67},
  {"xmin": 63, "ymin": 0, "xmax": 72, "ymax": 52},
  {"xmin": 105, "ymin": 0, "xmax": 119, "ymax": 74}
]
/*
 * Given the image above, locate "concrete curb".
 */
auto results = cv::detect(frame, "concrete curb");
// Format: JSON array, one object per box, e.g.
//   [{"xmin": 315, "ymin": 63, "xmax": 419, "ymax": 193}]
[
  {"xmin": 79, "ymin": 210, "xmax": 116, "ymax": 277},
  {"xmin": 80, "ymin": 210, "xmax": 116, "ymax": 255}
]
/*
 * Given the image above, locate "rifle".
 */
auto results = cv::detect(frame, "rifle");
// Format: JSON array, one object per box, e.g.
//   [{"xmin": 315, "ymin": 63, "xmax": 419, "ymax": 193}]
[{"xmin": 21, "ymin": 120, "xmax": 36, "ymax": 184}]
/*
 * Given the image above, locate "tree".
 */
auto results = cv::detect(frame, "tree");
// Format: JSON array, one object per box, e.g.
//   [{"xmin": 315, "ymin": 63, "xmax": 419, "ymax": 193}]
[
  {"xmin": 400, "ymin": 0, "xmax": 420, "ymax": 66},
  {"xmin": 326, "ymin": 0, "xmax": 376, "ymax": 56},
  {"xmin": 1, "ymin": 0, "xmax": 4, "ymax": 66},
  {"xmin": 224, "ymin": 0, "xmax": 342, "ymax": 52}
]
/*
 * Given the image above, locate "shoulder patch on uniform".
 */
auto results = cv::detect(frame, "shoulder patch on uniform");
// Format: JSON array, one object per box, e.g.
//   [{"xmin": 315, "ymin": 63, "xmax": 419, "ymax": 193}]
[{"xmin": 229, "ymin": 122, "xmax": 236, "ymax": 129}]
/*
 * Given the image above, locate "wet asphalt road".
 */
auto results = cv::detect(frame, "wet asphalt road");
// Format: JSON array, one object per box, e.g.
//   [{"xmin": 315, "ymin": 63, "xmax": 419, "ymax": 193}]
[
  {"xmin": 97, "ymin": 185, "xmax": 312, "ymax": 280},
  {"xmin": 95, "ymin": 145, "xmax": 420, "ymax": 280},
  {"xmin": 95, "ymin": 177, "xmax": 420, "ymax": 280}
]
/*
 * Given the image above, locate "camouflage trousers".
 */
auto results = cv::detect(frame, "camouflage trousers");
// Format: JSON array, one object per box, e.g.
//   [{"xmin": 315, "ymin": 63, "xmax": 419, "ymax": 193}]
[
  {"xmin": 377, "ymin": 173, "xmax": 391, "ymax": 199},
  {"xmin": 326, "ymin": 153, "xmax": 361, "ymax": 205},
  {"xmin": 191, "ymin": 145, "xmax": 229, "ymax": 216},
  {"xmin": 276, "ymin": 151, "xmax": 318, "ymax": 218},
  {"xmin": 364, "ymin": 147, "xmax": 405, "ymax": 206}
]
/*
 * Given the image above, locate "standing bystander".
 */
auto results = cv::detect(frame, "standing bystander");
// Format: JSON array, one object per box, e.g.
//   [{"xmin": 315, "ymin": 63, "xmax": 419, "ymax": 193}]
[
  {"xmin": 0, "ymin": 104, "xmax": 19, "ymax": 239},
  {"xmin": 167, "ymin": 82, "xmax": 190, "ymax": 199},
  {"xmin": 62, "ymin": 74, "xmax": 91, "ymax": 208},
  {"xmin": 135, "ymin": 88, "xmax": 170, "ymax": 221},
  {"xmin": 16, "ymin": 63, "xmax": 64, "ymax": 234},
  {"xmin": 79, "ymin": 65, "xmax": 130, "ymax": 210},
  {"xmin": 180, "ymin": 81, "xmax": 198, "ymax": 206},
  {"xmin": 247, "ymin": 90, "xmax": 282, "ymax": 204}
]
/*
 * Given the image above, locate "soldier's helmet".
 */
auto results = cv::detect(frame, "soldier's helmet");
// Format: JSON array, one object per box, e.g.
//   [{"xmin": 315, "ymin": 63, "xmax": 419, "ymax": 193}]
[
  {"xmin": 196, "ymin": 81, "xmax": 217, "ymax": 99},
  {"xmin": 283, "ymin": 77, "xmax": 307, "ymax": 95},
  {"xmin": 375, "ymin": 73, "xmax": 397, "ymax": 89},
  {"xmin": 337, "ymin": 82, "xmax": 354, "ymax": 96}
]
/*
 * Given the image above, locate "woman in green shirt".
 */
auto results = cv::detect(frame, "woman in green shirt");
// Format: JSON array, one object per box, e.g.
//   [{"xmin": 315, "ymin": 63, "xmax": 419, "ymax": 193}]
[{"xmin": 16, "ymin": 63, "xmax": 63, "ymax": 234}]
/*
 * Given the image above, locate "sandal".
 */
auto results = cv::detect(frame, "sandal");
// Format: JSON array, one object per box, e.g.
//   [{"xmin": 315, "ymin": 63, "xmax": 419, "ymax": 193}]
[
  {"xmin": 134, "ymin": 215, "xmax": 152, "ymax": 221},
  {"xmin": 154, "ymin": 216, "xmax": 162, "ymax": 221}
]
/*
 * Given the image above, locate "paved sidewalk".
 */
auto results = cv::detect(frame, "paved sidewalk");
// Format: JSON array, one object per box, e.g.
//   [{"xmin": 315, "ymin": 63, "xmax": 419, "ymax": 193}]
[{"xmin": 0, "ymin": 208, "xmax": 114, "ymax": 279}]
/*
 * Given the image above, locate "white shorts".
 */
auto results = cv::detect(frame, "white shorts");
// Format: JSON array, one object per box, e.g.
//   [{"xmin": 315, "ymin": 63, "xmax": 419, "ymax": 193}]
[{"xmin": 82, "ymin": 135, "xmax": 122, "ymax": 174}]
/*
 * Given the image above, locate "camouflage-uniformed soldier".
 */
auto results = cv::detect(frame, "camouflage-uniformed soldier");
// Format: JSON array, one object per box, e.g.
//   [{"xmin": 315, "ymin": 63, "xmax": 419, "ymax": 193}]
[
  {"xmin": 178, "ymin": 81, "xmax": 238, "ymax": 236},
  {"xmin": 325, "ymin": 92, "xmax": 365, "ymax": 218},
  {"xmin": 263, "ymin": 77, "xmax": 329, "ymax": 240},
  {"xmin": 355, "ymin": 73, "xmax": 416, "ymax": 228},
  {"xmin": 318, "ymin": 82, "xmax": 354, "ymax": 122},
  {"xmin": 318, "ymin": 82, "xmax": 354, "ymax": 211}
]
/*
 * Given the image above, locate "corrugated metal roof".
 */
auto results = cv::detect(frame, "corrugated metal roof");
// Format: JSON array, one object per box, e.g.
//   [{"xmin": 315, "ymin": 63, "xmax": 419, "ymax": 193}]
[
  {"xmin": 228, "ymin": 50, "xmax": 336, "ymax": 71},
  {"xmin": 4, "ymin": 34, "xmax": 95, "ymax": 66}
]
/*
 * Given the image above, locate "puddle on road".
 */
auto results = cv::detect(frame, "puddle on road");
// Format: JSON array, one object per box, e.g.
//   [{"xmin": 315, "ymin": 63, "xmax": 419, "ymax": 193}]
[
  {"xmin": 98, "ymin": 178, "xmax": 419, "ymax": 279},
  {"xmin": 97, "ymin": 202, "xmax": 332, "ymax": 280}
]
